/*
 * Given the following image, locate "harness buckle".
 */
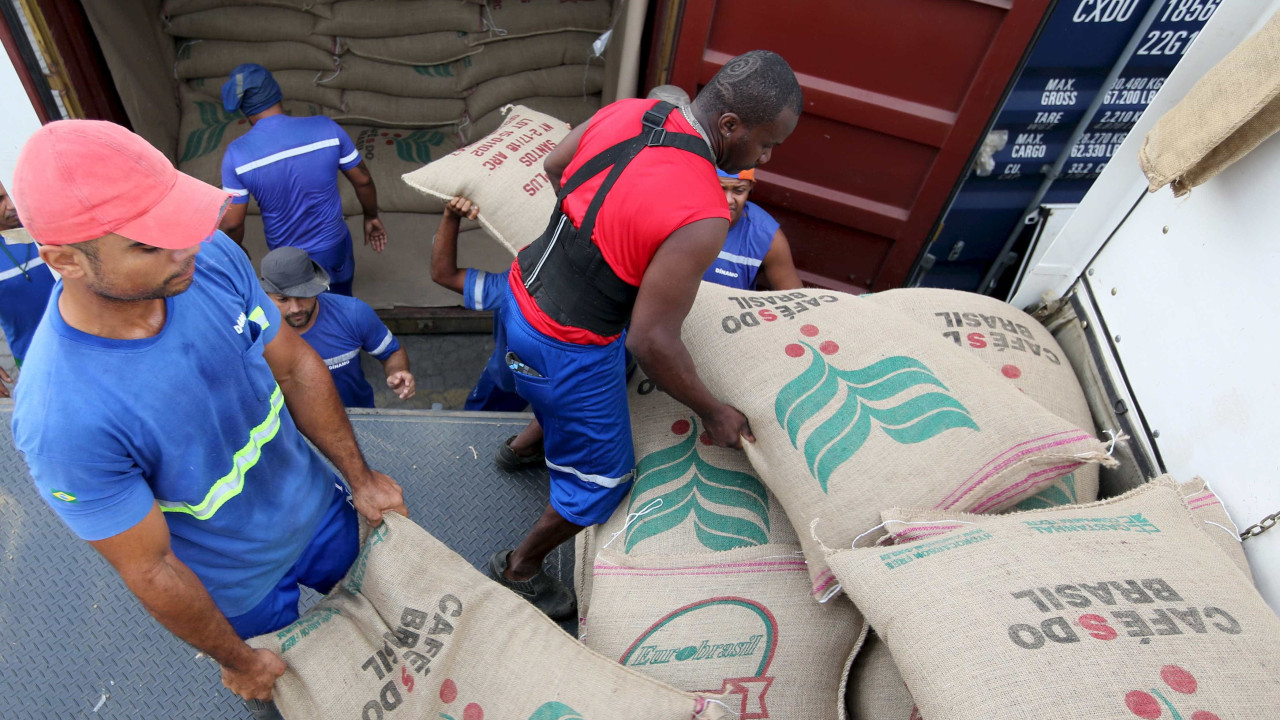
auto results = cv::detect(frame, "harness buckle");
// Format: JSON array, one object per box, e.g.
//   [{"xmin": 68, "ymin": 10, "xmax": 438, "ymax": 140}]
[{"xmin": 646, "ymin": 127, "xmax": 668, "ymax": 147}]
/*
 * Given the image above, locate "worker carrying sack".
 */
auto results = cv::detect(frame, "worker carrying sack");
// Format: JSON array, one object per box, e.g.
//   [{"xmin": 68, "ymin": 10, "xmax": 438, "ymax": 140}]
[
  {"xmin": 863, "ymin": 287, "xmax": 1100, "ymax": 509},
  {"xmin": 828, "ymin": 478, "xmax": 1279, "ymax": 720},
  {"xmin": 402, "ymin": 105, "xmax": 572, "ymax": 255},
  {"xmin": 249, "ymin": 513, "xmax": 735, "ymax": 720},
  {"xmin": 585, "ymin": 545, "xmax": 864, "ymax": 720},
  {"xmin": 680, "ymin": 283, "xmax": 1115, "ymax": 601}
]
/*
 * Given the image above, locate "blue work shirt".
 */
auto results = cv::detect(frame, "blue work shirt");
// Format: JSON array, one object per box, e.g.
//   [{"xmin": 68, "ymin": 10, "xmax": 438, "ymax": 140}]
[
  {"xmin": 12, "ymin": 232, "xmax": 336, "ymax": 617},
  {"xmin": 462, "ymin": 269, "xmax": 524, "ymax": 411},
  {"xmin": 0, "ymin": 235, "xmax": 55, "ymax": 364},
  {"xmin": 299, "ymin": 293, "xmax": 400, "ymax": 409},
  {"xmin": 702, "ymin": 201, "xmax": 779, "ymax": 290},
  {"xmin": 221, "ymin": 115, "xmax": 362, "ymax": 273}
]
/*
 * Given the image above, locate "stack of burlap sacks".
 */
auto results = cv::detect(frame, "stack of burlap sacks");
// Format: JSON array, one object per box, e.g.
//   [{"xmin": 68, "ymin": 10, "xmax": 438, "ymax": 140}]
[
  {"xmin": 164, "ymin": 0, "xmax": 608, "ymax": 219},
  {"xmin": 574, "ymin": 283, "xmax": 1273, "ymax": 719}
]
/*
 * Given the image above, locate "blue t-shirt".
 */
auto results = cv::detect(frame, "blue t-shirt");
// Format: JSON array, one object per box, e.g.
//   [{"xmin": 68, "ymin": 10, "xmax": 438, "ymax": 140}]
[
  {"xmin": 702, "ymin": 201, "xmax": 780, "ymax": 290},
  {"xmin": 0, "ymin": 236, "xmax": 56, "ymax": 363},
  {"xmin": 299, "ymin": 293, "xmax": 400, "ymax": 409},
  {"xmin": 464, "ymin": 269, "xmax": 517, "ymax": 395},
  {"xmin": 221, "ymin": 115, "xmax": 362, "ymax": 256},
  {"xmin": 12, "ymin": 232, "xmax": 336, "ymax": 617}
]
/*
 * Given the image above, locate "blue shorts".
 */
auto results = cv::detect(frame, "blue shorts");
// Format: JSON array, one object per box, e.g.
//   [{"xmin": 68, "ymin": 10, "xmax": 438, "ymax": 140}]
[
  {"xmin": 226, "ymin": 483, "xmax": 358, "ymax": 639},
  {"xmin": 465, "ymin": 361, "xmax": 529, "ymax": 412},
  {"xmin": 307, "ymin": 233, "xmax": 355, "ymax": 296},
  {"xmin": 502, "ymin": 296, "xmax": 634, "ymax": 526}
]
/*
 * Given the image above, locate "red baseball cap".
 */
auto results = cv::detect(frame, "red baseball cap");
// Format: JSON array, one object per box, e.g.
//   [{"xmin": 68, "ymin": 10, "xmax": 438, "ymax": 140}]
[{"xmin": 11, "ymin": 119, "xmax": 231, "ymax": 249}]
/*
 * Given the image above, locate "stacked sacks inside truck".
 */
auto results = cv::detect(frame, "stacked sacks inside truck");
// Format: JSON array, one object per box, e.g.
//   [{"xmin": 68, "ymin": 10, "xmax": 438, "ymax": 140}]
[
  {"xmin": 577, "ymin": 370, "xmax": 863, "ymax": 720},
  {"xmin": 863, "ymin": 288, "xmax": 1102, "ymax": 509},
  {"xmin": 843, "ymin": 476, "xmax": 1255, "ymax": 720},
  {"xmin": 829, "ymin": 478, "xmax": 1273, "ymax": 720},
  {"xmin": 678, "ymin": 283, "xmax": 1115, "ymax": 602},
  {"xmin": 249, "ymin": 513, "xmax": 737, "ymax": 720}
]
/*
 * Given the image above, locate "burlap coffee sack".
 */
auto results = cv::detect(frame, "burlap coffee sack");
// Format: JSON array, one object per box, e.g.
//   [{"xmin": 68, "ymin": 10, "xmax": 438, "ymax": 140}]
[
  {"xmin": 467, "ymin": 95, "xmax": 599, "ymax": 139},
  {"xmin": 164, "ymin": 7, "xmax": 329, "ymax": 47},
  {"xmin": 335, "ymin": 91, "xmax": 466, "ymax": 128},
  {"xmin": 585, "ymin": 545, "xmax": 864, "ymax": 720},
  {"xmin": 189, "ymin": 69, "xmax": 344, "ymax": 109},
  {"xmin": 458, "ymin": 32, "xmax": 598, "ymax": 87},
  {"xmin": 845, "ymin": 632, "xmax": 919, "ymax": 720},
  {"xmin": 596, "ymin": 370, "xmax": 798, "ymax": 557},
  {"xmin": 680, "ymin": 283, "xmax": 1113, "ymax": 600},
  {"xmin": 340, "ymin": 126, "xmax": 459, "ymax": 215},
  {"xmin": 402, "ymin": 106, "xmax": 570, "ymax": 255},
  {"xmin": 574, "ymin": 526, "xmax": 598, "ymax": 635},
  {"xmin": 828, "ymin": 479, "xmax": 1278, "ymax": 720},
  {"xmin": 864, "ymin": 287, "xmax": 1100, "ymax": 507},
  {"xmin": 249, "ymin": 513, "xmax": 734, "ymax": 720},
  {"xmin": 343, "ymin": 33, "xmax": 480, "ymax": 69},
  {"xmin": 163, "ymin": 0, "xmax": 334, "ymax": 17},
  {"xmin": 174, "ymin": 39, "xmax": 338, "ymax": 80},
  {"xmin": 469, "ymin": 0, "xmax": 612, "ymax": 45},
  {"xmin": 877, "ymin": 475, "xmax": 1252, "ymax": 581},
  {"xmin": 318, "ymin": 55, "xmax": 469, "ymax": 99},
  {"xmin": 313, "ymin": 0, "xmax": 480, "ymax": 37},
  {"xmin": 1140, "ymin": 10, "xmax": 1280, "ymax": 196},
  {"xmin": 465, "ymin": 65, "xmax": 604, "ymax": 122}
]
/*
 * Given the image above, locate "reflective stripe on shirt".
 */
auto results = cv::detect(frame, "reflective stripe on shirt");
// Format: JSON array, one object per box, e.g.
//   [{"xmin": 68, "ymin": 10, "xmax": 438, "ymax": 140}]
[
  {"xmin": 339, "ymin": 149, "xmax": 360, "ymax": 165},
  {"xmin": 323, "ymin": 349, "xmax": 360, "ymax": 368},
  {"xmin": 235, "ymin": 138, "xmax": 341, "ymax": 175},
  {"xmin": 0, "ymin": 256, "xmax": 45, "ymax": 282},
  {"xmin": 717, "ymin": 250, "xmax": 763, "ymax": 268},
  {"xmin": 370, "ymin": 330, "xmax": 395, "ymax": 356},
  {"xmin": 470, "ymin": 270, "xmax": 487, "ymax": 310},
  {"xmin": 157, "ymin": 386, "xmax": 284, "ymax": 520}
]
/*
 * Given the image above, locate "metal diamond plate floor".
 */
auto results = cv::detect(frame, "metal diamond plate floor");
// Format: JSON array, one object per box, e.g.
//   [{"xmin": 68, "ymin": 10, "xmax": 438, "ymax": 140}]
[{"xmin": 0, "ymin": 408, "xmax": 568, "ymax": 719}]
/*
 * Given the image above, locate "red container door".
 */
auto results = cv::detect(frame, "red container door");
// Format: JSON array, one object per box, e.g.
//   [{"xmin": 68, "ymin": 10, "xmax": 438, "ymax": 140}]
[{"xmin": 661, "ymin": 0, "xmax": 1051, "ymax": 291}]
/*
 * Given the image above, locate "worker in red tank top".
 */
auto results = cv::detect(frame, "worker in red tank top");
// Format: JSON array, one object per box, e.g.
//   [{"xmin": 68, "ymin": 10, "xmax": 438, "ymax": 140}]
[{"xmin": 489, "ymin": 51, "xmax": 804, "ymax": 619}]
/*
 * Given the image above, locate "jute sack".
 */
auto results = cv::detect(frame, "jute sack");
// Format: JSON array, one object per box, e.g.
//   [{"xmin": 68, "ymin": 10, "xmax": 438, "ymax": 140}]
[
  {"xmin": 313, "ymin": 0, "xmax": 480, "ymax": 37},
  {"xmin": 189, "ymin": 69, "xmax": 344, "ymax": 109},
  {"xmin": 597, "ymin": 370, "xmax": 799, "ymax": 557},
  {"xmin": 1178, "ymin": 477, "xmax": 1253, "ymax": 580},
  {"xmin": 575, "ymin": 526, "xmax": 599, "ymax": 634},
  {"xmin": 845, "ymin": 633, "xmax": 919, "ymax": 720},
  {"xmin": 468, "ymin": 95, "xmax": 599, "ymax": 140},
  {"xmin": 402, "ymin": 105, "xmax": 570, "ymax": 255},
  {"xmin": 1140, "ymin": 10, "xmax": 1280, "ymax": 196},
  {"xmin": 469, "ymin": 0, "xmax": 612, "ymax": 45},
  {"xmin": 164, "ymin": 7, "xmax": 325, "ymax": 45},
  {"xmin": 343, "ymin": 32, "xmax": 480, "ymax": 68},
  {"xmin": 340, "ymin": 126, "xmax": 459, "ymax": 215},
  {"xmin": 336, "ymin": 91, "xmax": 466, "ymax": 128},
  {"xmin": 464, "ymin": 65, "xmax": 605, "ymax": 122},
  {"xmin": 174, "ymin": 39, "xmax": 338, "ymax": 80},
  {"xmin": 248, "ymin": 513, "xmax": 734, "ymax": 720},
  {"xmin": 458, "ymin": 32, "xmax": 598, "ymax": 88},
  {"xmin": 163, "ymin": 0, "xmax": 334, "ymax": 17},
  {"xmin": 318, "ymin": 55, "xmax": 467, "ymax": 99},
  {"xmin": 585, "ymin": 545, "xmax": 865, "ymax": 720},
  {"xmin": 864, "ymin": 288, "xmax": 1100, "ymax": 508},
  {"xmin": 681, "ymin": 283, "xmax": 1113, "ymax": 600},
  {"xmin": 827, "ymin": 479, "xmax": 1279, "ymax": 720}
]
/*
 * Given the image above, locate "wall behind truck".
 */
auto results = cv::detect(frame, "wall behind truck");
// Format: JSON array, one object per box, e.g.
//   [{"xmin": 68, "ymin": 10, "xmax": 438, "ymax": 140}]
[{"xmin": 1013, "ymin": 0, "xmax": 1280, "ymax": 612}]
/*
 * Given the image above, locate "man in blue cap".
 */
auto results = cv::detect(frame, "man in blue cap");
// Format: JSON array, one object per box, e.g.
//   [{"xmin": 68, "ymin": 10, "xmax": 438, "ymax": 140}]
[
  {"xmin": 705, "ymin": 168, "xmax": 802, "ymax": 291},
  {"xmin": 217, "ymin": 63, "xmax": 386, "ymax": 296}
]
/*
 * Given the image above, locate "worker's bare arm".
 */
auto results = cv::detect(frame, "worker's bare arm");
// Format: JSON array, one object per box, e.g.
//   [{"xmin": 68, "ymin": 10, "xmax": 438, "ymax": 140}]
[
  {"xmin": 263, "ymin": 320, "xmax": 407, "ymax": 524},
  {"xmin": 342, "ymin": 162, "xmax": 386, "ymax": 252},
  {"xmin": 627, "ymin": 217, "xmax": 754, "ymax": 449},
  {"xmin": 544, "ymin": 120, "xmax": 590, "ymax": 190},
  {"xmin": 382, "ymin": 347, "xmax": 415, "ymax": 400},
  {"xmin": 760, "ymin": 228, "xmax": 803, "ymax": 291},
  {"xmin": 430, "ymin": 197, "xmax": 479, "ymax": 294},
  {"xmin": 219, "ymin": 203, "xmax": 249, "ymax": 246},
  {"xmin": 89, "ymin": 503, "xmax": 285, "ymax": 700}
]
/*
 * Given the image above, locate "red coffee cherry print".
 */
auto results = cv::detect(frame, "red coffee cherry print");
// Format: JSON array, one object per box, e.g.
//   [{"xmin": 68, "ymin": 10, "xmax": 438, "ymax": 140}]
[
  {"xmin": 784, "ymin": 344, "xmax": 804, "ymax": 358},
  {"xmin": 1001, "ymin": 364, "xmax": 1022, "ymax": 379},
  {"xmin": 1125, "ymin": 690, "xmax": 1161, "ymax": 719},
  {"xmin": 1161, "ymin": 665, "xmax": 1197, "ymax": 695},
  {"xmin": 671, "ymin": 419, "xmax": 690, "ymax": 435},
  {"xmin": 800, "ymin": 324, "xmax": 819, "ymax": 337},
  {"xmin": 440, "ymin": 679, "xmax": 458, "ymax": 704}
]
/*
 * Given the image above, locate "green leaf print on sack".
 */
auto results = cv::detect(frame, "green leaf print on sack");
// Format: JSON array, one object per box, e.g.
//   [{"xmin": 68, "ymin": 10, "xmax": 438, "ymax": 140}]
[
  {"xmin": 1013, "ymin": 473, "xmax": 1080, "ymax": 511},
  {"xmin": 391, "ymin": 129, "xmax": 448, "ymax": 164},
  {"xmin": 180, "ymin": 101, "xmax": 241, "ymax": 164},
  {"xmin": 624, "ymin": 416, "xmax": 770, "ymax": 552},
  {"xmin": 527, "ymin": 702, "xmax": 586, "ymax": 720},
  {"xmin": 774, "ymin": 327, "xmax": 979, "ymax": 492}
]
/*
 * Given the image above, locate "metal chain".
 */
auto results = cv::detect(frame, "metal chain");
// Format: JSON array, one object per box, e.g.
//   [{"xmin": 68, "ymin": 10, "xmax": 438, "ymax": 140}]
[{"xmin": 1239, "ymin": 509, "xmax": 1280, "ymax": 540}]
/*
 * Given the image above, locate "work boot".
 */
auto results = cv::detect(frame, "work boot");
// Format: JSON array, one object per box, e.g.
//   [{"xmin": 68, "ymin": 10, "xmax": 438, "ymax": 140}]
[
  {"xmin": 493, "ymin": 435, "xmax": 545, "ymax": 472},
  {"xmin": 243, "ymin": 699, "xmax": 285, "ymax": 720},
  {"xmin": 488, "ymin": 550, "xmax": 576, "ymax": 620}
]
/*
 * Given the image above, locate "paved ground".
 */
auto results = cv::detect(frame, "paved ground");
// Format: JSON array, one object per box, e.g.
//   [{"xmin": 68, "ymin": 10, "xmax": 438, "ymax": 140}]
[{"xmin": 0, "ymin": 331, "xmax": 501, "ymax": 411}]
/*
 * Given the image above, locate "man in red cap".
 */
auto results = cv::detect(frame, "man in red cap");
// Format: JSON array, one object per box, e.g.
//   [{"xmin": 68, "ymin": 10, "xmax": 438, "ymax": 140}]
[{"xmin": 9, "ymin": 120, "xmax": 407, "ymax": 719}]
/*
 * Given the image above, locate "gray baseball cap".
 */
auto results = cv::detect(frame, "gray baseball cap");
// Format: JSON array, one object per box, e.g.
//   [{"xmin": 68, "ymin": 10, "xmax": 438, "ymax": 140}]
[{"xmin": 259, "ymin": 247, "xmax": 330, "ymax": 297}]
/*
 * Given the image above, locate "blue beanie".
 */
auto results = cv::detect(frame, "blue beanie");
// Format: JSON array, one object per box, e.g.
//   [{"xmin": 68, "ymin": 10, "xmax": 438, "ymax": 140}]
[{"xmin": 222, "ymin": 64, "xmax": 283, "ymax": 117}]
